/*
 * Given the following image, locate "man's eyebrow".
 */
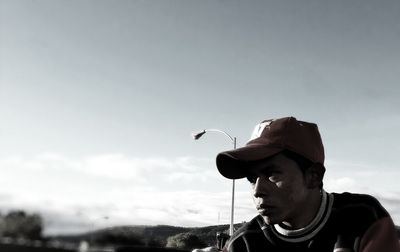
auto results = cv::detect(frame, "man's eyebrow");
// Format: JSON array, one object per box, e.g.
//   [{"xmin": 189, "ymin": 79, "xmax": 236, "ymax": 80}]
[{"xmin": 257, "ymin": 164, "xmax": 280, "ymax": 173}]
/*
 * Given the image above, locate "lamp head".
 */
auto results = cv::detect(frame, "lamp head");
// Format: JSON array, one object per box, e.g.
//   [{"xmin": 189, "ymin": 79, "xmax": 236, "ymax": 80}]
[{"xmin": 192, "ymin": 130, "xmax": 206, "ymax": 140}]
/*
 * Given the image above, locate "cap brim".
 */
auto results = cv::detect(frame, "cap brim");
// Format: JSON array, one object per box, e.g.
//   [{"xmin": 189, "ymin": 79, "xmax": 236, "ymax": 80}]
[{"xmin": 216, "ymin": 145, "xmax": 283, "ymax": 179}]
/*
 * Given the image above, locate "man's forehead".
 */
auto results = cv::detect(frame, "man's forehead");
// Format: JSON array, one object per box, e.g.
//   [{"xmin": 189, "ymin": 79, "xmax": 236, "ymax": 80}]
[{"xmin": 246, "ymin": 155, "xmax": 283, "ymax": 174}]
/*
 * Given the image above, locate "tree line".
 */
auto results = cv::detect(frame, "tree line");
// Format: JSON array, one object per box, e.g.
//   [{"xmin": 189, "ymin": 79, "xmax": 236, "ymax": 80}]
[
  {"xmin": 0, "ymin": 210, "xmax": 43, "ymax": 240},
  {"xmin": 0, "ymin": 209, "xmax": 241, "ymax": 251}
]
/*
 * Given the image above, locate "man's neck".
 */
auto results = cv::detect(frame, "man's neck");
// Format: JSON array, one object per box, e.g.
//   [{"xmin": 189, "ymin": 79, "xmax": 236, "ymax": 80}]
[{"xmin": 282, "ymin": 189, "xmax": 323, "ymax": 230}]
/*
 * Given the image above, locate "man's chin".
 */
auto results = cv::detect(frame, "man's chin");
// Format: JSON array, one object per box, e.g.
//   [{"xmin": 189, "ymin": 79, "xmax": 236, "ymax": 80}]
[{"xmin": 261, "ymin": 215, "xmax": 279, "ymax": 225}]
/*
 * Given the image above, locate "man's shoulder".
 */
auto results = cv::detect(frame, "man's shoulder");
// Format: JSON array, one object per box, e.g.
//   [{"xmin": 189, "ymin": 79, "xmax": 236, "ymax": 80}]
[
  {"xmin": 225, "ymin": 216, "xmax": 267, "ymax": 252},
  {"xmin": 229, "ymin": 216, "xmax": 264, "ymax": 242},
  {"xmin": 331, "ymin": 192, "xmax": 389, "ymax": 221},
  {"xmin": 330, "ymin": 192, "xmax": 400, "ymax": 251}
]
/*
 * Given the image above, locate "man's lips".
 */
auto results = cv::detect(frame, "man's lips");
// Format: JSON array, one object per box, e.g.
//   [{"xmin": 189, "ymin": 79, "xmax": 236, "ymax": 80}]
[
  {"xmin": 257, "ymin": 203, "xmax": 275, "ymax": 209},
  {"xmin": 256, "ymin": 204, "xmax": 276, "ymax": 215}
]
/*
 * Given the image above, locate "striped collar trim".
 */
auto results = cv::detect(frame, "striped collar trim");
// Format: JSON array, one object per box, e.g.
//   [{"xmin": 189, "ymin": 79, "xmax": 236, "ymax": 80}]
[{"xmin": 269, "ymin": 190, "xmax": 334, "ymax": 243}]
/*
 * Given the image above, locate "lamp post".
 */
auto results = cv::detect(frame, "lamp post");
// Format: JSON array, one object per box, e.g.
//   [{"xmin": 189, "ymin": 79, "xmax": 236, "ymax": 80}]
[{"xmin": 192, "ymin": 129, "xmax": 236, "ymax": 236}]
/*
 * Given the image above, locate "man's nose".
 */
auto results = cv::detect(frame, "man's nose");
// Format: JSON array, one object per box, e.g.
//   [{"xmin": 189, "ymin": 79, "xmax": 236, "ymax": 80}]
[{"xmin": 253, "ymin": 177, "xmax": 270, "ymax": 198}]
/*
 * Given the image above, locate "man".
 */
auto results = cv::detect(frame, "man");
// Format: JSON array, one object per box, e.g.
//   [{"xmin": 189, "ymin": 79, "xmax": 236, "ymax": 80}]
[{"xmin": 216, "ymin": 117, "xmax": 399, "ymax": 252}]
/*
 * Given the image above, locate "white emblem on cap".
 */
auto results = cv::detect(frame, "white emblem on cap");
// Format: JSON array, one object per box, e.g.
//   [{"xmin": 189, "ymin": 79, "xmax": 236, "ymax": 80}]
[{"xmin": 249, "ymin": 120, "xmax": 272, "ymax": 141}]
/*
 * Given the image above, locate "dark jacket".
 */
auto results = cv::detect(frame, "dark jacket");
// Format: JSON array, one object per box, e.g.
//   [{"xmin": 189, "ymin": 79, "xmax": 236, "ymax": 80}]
[{"xmin": 224, "ymin": 192, "xmax": 400, "ymax": 252}]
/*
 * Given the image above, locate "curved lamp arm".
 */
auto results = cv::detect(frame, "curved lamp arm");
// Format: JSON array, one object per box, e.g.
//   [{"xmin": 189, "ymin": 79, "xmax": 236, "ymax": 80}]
[
  {"xmin": 192, "ymin": 129, "xmax": 236, "ymax": 147},
  {"xmin": 191, "ymin": 128, "xmax": 236, "ymax": 236}
]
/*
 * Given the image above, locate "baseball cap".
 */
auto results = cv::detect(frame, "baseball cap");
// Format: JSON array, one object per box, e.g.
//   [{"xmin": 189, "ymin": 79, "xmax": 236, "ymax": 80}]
[{"xmin": 216, "ymin": 117, "xmax": 325, "ymax": 179}]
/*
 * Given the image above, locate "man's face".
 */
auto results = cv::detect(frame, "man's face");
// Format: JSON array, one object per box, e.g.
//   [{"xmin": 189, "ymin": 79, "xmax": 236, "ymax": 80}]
[{"xmin": 247, "ymin": 153, "xmax": 314, "ymax": 228}]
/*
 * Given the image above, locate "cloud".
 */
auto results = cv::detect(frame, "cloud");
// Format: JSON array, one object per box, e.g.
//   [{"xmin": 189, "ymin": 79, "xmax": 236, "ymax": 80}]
[
  {"xmin": 0, "ymin": 153, "xmax": 217, "ymax": 188},
  {"xmin": 34, "ymin": 189, "xmax": 255, "ymax": 235},
  {"xmin": 0, "ymin": 192, "xmax": 13, "ymax": 201},
  {"xmin": 325, "ymin": 177, "xmax": 357, "ymax": 192}
]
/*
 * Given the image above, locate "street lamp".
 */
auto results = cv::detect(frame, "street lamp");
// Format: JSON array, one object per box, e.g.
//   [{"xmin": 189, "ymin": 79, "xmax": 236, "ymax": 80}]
[{"xmin": 192, "ymin": 129, "xmax": 236, "ymax": 236}]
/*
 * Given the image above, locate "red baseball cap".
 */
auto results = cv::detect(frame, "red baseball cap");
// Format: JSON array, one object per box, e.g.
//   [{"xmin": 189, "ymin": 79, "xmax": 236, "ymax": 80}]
[{"xmin": 216, "ymin": 117, "xmax": 325, "ymax": 179}]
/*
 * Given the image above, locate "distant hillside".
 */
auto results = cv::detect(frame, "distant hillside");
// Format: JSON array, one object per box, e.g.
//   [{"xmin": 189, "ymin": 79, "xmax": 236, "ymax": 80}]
[{"xmin": 50, "ymin": 223, "xmax": 244, "ymax": 247}]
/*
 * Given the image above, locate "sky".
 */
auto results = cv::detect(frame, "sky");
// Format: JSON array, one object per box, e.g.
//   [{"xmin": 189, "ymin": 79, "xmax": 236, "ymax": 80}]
[{"xmin": 1, "ymin": 0, "xmax": 400, "ymax": 235}]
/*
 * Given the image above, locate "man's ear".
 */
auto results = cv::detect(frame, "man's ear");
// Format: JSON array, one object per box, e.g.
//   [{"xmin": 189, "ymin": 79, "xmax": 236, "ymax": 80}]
[{"xmin": 305, "ymin": 164, "xmax": 325, "ymax": 189}]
